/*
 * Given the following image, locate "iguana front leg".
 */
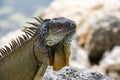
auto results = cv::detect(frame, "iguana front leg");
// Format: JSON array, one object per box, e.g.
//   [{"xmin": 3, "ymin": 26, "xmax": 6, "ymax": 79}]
[
  {"xmin": 33, "ymin": 56, "xmax": 49, "ymax": 80},
  {"xmin": 33, "ymin": 38, "xmax": 49, "ymax": 80}
]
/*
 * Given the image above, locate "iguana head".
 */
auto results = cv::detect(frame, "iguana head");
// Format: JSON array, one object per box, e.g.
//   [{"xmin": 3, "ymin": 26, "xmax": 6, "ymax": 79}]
[
  {"xmin": 39, "ymin": 17, "xmax": 76, "ymax": 70},
  {"xmin": 44, "ymin": 17, "xmax": 76, "ymax": 46}
]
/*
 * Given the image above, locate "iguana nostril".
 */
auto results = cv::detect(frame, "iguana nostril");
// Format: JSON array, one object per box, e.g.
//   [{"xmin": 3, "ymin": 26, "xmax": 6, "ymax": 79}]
[{"xmin": 47, "ymin": 40, "xmax": 55, "ymax": 46}]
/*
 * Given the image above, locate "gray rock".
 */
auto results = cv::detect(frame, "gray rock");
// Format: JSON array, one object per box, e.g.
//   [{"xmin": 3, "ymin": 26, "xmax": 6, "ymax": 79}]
[
  {"xmin": 85, "ymin": 15, "xmax": 120, "ymax": 64},
  {"xmin": 43, "ymin": 66, "xmax": 111, "ymax": 80},
  {"xmin": 100, "ymin": 46, "xmax": 120, "ymax": 80}
]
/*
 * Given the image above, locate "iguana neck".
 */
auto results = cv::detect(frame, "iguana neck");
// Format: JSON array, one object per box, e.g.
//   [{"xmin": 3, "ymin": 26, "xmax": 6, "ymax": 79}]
[{"xmin": 33, "ymin": 31, "xmax": 49, "ymax": 64}]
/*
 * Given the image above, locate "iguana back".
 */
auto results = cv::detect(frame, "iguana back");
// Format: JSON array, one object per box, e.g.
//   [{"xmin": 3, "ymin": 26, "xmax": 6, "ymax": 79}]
[{"xmin": 0, "ymin": 38, "xmax": 38, "ymax": 80}]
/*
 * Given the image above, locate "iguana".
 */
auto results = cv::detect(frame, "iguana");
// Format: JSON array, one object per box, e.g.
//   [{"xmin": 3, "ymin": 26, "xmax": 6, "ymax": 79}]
[{"xmin": 0, "ymin": 17, "xmax": 76, "ymax": 80}]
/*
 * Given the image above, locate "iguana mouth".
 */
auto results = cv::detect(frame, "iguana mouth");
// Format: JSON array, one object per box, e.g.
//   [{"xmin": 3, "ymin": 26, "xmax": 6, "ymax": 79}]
[{"xmin": 53, "ymin": 28, "xmax": 76, "ymax": 35}]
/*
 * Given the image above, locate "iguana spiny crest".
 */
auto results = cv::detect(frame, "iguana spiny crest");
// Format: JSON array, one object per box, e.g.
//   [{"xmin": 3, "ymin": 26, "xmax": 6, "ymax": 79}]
[{"xmin": 0, "ymin": 17, "xmax": 43, "ymax": 60}]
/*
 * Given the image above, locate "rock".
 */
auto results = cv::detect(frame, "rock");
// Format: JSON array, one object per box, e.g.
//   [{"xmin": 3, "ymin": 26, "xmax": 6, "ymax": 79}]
[
  {"xmin": 106, "ymin": 64, "xmax": 120, "ymax": 80},
  {"xmin": 43, "ymin": 66, "xmax": 111, "ymax": 80},
  {"xmin": 100, "ymin": 46, "xmax": 120, "ymax": 80},
  {"xmin": 70, "ymin": 38, "xmax": 90, "ymax": 68},
  {"xmin": 84, "ymin": 15, "xmax": 120, "ymax": 64}
]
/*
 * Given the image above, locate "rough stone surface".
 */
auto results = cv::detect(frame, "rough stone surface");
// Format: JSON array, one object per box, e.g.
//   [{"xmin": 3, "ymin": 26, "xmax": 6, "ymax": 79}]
[
  {"xmin": 100, "ymin": 46, "xmax": 120, "ymax": 80},
  {"xmin": 85, "ymin": 15, "xmax": 120, "ymax": 64},
  {"xmin": 43, "ymin": 66, "xmax": 111, "ymax": 80}
]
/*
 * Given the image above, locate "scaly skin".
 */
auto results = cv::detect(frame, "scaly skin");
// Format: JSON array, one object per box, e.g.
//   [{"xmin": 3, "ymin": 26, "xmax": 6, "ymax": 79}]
[{"xmin": 0, "ymin": 17, "xmax": 76, "ymax": 80}]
